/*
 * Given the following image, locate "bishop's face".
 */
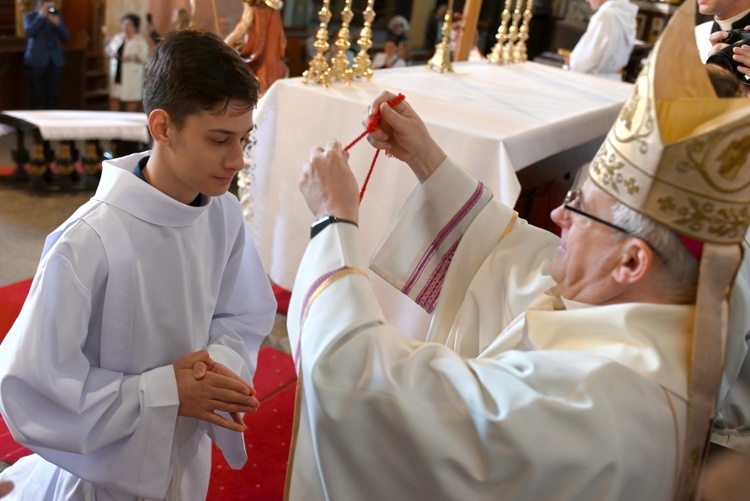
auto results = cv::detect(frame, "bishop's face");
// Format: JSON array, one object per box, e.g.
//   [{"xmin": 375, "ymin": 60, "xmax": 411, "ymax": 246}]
[{"xmin": 548, "ymin": 179, "xmax": 627, "ymax": 304}]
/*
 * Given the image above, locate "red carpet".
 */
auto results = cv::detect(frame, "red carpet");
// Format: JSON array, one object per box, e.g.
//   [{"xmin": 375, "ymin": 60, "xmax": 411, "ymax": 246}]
[
  {"xmin": 0, "ymin": 278, "xmax": 296, "ymax": 500},
  {"xmin": 272, "ymin": 283, "xmax": 291, "ymax": 316}
]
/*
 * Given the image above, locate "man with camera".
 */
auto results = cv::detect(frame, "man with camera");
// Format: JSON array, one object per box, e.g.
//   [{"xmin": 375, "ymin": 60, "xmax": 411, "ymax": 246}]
[
  {"xmin": 706, "ymin": 27, "xmax": 750, "ymax": 89},
  {"xmin": 23, "ymin": 0, "xmax": 70, "ymax": 109},
  {"xmin": 695, "ymin": 0, "xmax": 750, "ymax": 62}
]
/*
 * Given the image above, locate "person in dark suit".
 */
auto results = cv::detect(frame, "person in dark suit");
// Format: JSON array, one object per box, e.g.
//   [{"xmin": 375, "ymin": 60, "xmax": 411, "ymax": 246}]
[{"xmin": 23, "ymin": 0, "xmax": 70, "ymax": 109}]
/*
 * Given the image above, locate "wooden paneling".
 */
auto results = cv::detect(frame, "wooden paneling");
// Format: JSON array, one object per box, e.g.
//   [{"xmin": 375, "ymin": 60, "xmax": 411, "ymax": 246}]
[{"xmin": 0, "ymin": 0, "xmax": 14, "ymax": 37}]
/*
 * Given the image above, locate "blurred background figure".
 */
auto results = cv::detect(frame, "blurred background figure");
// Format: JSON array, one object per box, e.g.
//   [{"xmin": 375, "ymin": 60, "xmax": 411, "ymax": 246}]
[
  {"xmin": 449, "ymin": 12, "xmax": 485, "ymax": 61},
  {"xmin": 424, "ymin": 3, "xmax": 448, "ymax": 51},
  {"xmin": 224, "ymin": 0, "xmax": 287, "ymax": 94},
  {"xmin": 386, "ymin": 15, "xmax": 411, "ymax": 63},
  {"xmin": 217, "ymin": 14, "xmax": 236, "ymax": 40},
  {"xmin": 145, "ymin": 13, "xmax": 161, "ymax": 51},
  {"xmin": 567, "ymin": 0, "xmax": 637, "ymax": 79},
  {"xmin": 387, "ymin": 14, "xmax": 409, "ymax": 40},
  {"xmin": 695, "ymin": 0, "xmax": 750, "ymax": 62},
  {"xmin": 371, "ymin": 36, "xmax": 406, "ymax": 69},
  {"xmin": 105, "ymin": 13, "xmax": 149, "ymax": 112},
  {"xmin": 171, "ymin": 7, "xmax": 191, "ymax": 30},
  {"xmin": 23, "ymin": 0, "xmax": 70, "ymax": 110}
]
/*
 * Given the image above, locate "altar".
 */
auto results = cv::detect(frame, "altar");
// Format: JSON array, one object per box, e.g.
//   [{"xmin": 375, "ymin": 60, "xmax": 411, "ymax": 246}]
[
  {"xmin": 0, "ymin": 110, "xmax": 150, "ymax": 191},
  {"xmin": 241, "ymin": 61, "xmax": 634, "ymax": 338}
]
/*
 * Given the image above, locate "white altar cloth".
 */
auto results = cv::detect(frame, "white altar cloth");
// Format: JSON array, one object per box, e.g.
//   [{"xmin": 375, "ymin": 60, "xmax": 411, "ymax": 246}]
[
  {"xmin": 243, "ymin": 61, "xmax": 633, "ymax": 339},
  {"xmin": 0, "ymin": 110, "xmax": 150, "ymax": 143}
]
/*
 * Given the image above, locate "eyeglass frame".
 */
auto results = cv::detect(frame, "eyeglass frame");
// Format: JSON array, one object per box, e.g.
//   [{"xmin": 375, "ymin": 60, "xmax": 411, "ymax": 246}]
[{"xmin": 562, "ymin": 189, "xmax": 666, "ymax": 263}]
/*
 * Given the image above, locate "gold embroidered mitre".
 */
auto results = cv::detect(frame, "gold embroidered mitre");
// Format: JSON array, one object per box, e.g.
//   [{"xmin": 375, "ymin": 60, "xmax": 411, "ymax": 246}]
[{"xmin": 589, "ymin": 0, "xmax": 750, "ymax": 244}]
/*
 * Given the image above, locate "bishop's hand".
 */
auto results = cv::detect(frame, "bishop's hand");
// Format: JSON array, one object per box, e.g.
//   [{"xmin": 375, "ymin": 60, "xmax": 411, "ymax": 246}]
[
  {"xmin": 300, "ymin": 140, "xmax": 359, "ymax": 222},
  {"xmin": 365, "ymin": 91, "xmax": 446, "ymax": 183}
]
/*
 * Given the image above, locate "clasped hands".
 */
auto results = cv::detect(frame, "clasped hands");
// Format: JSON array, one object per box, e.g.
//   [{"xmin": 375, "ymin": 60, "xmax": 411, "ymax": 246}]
[
  {"xmin": 174, "ymin": 350, "xmax": 259, "ymax": 433},
  {"xmin": 299, "ymin": 91, "xmax": 447, "ymax": 220}
]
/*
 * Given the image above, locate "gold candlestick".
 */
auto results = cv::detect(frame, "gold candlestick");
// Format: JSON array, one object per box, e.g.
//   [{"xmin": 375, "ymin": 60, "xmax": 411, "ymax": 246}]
[
  {"xmin": 505, "ymin": 0, "xmax": 524, "ymax": 63},
  {"xmin": 352, "ymin": 0, "xmax": 376, "ymax": 81},
  {"xmin": 427, "ymin": 0, "xmax": 454, "ymax": 73},
  {"xmin": 514, "ymin": 0, "xmax": 534, "ymax": 62},
  {"xmin": 331, "ymin": 0, "xmax": 354, "ymax": 83},
  {"xmin": 303, "ymin": 0, "xmax": 332, "ymax": 87},
  {"xmin": 488, "ymin": 0, "xmax": 513, "ymax": 64}
]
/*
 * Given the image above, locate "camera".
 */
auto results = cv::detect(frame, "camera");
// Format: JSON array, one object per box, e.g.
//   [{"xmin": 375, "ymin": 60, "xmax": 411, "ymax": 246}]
[
  {"xmin": 706, "ymin": 29, "xmax": 750, "ymax": 81},
  {"xmin": 47, "ymin": 7, "xmax": 57, "ymax": 14}
]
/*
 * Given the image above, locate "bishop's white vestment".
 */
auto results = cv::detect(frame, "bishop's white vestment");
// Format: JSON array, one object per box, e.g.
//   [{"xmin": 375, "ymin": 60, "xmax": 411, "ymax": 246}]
[
  {"xmin": 0, "ymin": 152, "xmax": 276, "ymax": 500},
  {"xmin": 286, "ymin": 158, "xmax": 694, "ymax": 500}
]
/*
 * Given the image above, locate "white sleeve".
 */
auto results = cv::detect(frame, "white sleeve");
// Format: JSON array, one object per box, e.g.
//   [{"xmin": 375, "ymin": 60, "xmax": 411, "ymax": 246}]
[
  {"xmin": 0, "ymin": 233, "xmax": 179, "ymax": 498},
  {"xmin": 205, "ymin": 218, "xmax": 276, "ymax": 467}
]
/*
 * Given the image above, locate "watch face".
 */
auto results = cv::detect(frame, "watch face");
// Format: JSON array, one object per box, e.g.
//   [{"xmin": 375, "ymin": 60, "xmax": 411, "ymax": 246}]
[{"xmin": 311, "ymin": 216, "xmax": 336, "ymax": 239}]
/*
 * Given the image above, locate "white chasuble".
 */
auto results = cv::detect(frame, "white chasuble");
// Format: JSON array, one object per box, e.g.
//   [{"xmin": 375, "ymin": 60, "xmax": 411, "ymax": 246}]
[{"xmin": 286, "ymin": 158, "xmax": 691, "ymax": 500}]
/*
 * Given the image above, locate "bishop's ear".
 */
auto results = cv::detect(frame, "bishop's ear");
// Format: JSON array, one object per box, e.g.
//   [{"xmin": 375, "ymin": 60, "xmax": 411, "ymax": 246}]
[
  {"xmin": 147, "ymin": 109, "xmax": 171, "ymax": 145},
  {"xmin": 612, "ymin": 238, "xmax": 656, "ymax": 285}
]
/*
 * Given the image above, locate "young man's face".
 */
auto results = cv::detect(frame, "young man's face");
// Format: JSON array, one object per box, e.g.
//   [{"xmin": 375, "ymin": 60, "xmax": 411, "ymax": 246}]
[{"xmin": 158, "ymin": 100, "xmax": 253, "ymax": 204}]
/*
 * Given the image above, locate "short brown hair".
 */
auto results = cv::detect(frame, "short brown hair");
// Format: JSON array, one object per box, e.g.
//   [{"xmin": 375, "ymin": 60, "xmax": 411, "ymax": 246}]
[
  {"xmin": 143, "ymin": 29, "xmax": 260, "ymax": 128},
  {"xmin": 706, "ymin": 63, "xmax": 745, "ymax": 98}
]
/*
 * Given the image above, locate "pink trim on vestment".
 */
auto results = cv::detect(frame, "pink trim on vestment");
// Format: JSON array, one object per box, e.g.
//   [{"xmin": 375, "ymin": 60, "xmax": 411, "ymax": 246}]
[{"xmin": 402, "ymin": 181, "xmax": 487, "ymax": 295}]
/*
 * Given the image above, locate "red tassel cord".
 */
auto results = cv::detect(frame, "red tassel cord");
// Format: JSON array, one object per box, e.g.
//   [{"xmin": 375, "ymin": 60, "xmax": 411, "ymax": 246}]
[{"xmin": 343, "ymin": 93, "xmax": 406, "ymax": 203}]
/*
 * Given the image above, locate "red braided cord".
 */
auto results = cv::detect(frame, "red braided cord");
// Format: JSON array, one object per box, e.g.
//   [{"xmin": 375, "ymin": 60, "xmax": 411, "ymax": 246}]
[
  {"xmin": 344, "ymin": 93, "xmax": 406, "ymax": 203},
  {"xmin": 359, "ymin": 149, "xmax": 380, "ymax": 202}
]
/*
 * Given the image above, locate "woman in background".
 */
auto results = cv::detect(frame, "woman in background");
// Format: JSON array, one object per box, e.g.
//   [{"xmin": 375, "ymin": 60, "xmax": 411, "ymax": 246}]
[{"xmin": 105, "ymin": 13, "xmax": 149, "ymax": 112}]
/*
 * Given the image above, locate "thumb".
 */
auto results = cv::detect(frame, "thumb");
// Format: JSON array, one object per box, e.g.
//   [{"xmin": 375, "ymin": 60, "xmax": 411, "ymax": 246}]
[
  {"xmin": 379, "ymin": 102, "xmax": 408, "ymax": 132},
  {"xmin": 193, "ymin": 361, "xmax": 208, "ymax": 380}
]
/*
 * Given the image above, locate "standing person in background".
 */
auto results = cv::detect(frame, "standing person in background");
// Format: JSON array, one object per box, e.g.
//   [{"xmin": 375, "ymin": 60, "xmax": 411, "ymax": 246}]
[
  {"xmin": 145, "ymin": 13, "xmax": 161, "ymax": 52},
  {"xmin": 23, "ymin": 0, "xmax": 70, "ymax": 110},
  {"xmin": 424, "ymin": 3, "xmax": 447, "ymax": 50},
  {"xmin": 568, "ymin": 0, "xmax": 637, "ymax": 80},
  {"xmin": 105, "ymin": 13, "xmax": 149, "ymax": 112},
  {"xmin": 695, "ymin": 0, "xmax": 750, "ymax": 62}
]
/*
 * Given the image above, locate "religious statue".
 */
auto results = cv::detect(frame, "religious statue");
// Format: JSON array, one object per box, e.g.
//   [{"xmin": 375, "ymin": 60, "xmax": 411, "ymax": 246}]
[{"xmin": 224, "ymin": 0, "xmax": 288, "ymax": 94}]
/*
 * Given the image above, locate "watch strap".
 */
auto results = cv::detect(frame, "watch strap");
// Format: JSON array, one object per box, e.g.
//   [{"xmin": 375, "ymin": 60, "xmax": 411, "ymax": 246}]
[{"xmin": 310, "ymin": 216, "xmax": 358, "ymax": 239}]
